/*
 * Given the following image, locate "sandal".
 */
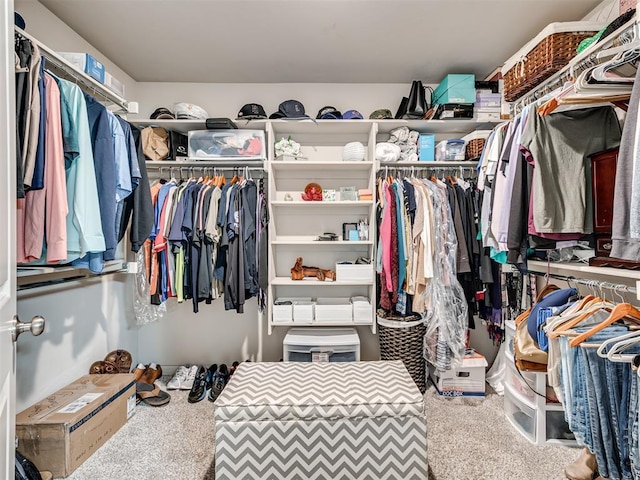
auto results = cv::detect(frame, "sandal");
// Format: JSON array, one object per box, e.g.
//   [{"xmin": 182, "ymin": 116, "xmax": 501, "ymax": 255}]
[
  {"xmin": 104, "ymin": 350, "xmax": 132, "ymax": 373},
  {"xmin": 136, "ymin": 382, "xmax": 171, "ymax": 407},
  {"xmin": 89, "ymin": 360, "xmax": 118, "ymax": 375}
]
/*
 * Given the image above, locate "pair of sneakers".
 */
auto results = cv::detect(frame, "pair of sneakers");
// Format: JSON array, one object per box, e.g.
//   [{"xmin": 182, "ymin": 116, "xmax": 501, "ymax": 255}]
[
  {"xmin": 187, "ymin": 363, "xmax": 236, "ymax": 403},
  {"xmin": 167, "ymin": 365, "xmax": 199, "ymax": 391}
]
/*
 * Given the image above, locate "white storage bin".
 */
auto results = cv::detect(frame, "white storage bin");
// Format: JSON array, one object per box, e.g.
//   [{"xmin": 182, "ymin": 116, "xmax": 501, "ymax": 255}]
[
  {"xmin": 504, "ymin": 385, "xmax": 537, "ymax": 444},
  {"xmin": 104, "ymin": 71, "xmax": 125, "ymax": 97},
  {"xmin": 335, "ymin": 263, "xmax": 374, "ymax": 283},
  {"xmin": 315, "ymin": 298, "xmax": 352, "ymax": 323},
  {"xmin": 351, "ymin": 296, "xmax": 373, "ymax": 324},
  {"xmin": 273, "ymin": 298, "xmax": 293, "ymax": 323},
  {"xmin": 283, "ymin": 328, "xmax": 360, "ymax": 362},
  {"xmin": 293, "ymin": 300, "xmax": 314, "ymax": 324}
]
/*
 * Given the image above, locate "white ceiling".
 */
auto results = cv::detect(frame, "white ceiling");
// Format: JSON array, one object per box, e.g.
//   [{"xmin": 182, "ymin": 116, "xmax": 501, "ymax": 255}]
[{"xmin": 39, "ymin": 0, "xmax": 605, "ymax": 84}]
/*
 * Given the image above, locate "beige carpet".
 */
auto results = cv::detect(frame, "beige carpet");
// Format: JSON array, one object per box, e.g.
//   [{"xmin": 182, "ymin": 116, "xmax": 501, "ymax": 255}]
[{"xmin": 62, "ymin": 380, "xmax": 579, "ymax": 480}]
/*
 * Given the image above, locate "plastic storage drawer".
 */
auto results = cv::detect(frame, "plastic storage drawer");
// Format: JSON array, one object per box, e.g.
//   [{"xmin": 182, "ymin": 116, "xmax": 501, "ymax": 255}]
[
  {"xmin": 546, "ymin": 409, "xmax": 576, "ymax": 443},
  {"xmin": 505, "ymin": 320, "xmax": 516, "ymax": 360},
  {"xmin": 283, "ymin": 327, "xmax": 360, "ymax": 362},
  {"xmin": 504, "ymin": 356, "xmax": 542, "ymax": 406},
  {"xmin": 504, "ymin": 385, "xmax": 537, "ymax": 444}
]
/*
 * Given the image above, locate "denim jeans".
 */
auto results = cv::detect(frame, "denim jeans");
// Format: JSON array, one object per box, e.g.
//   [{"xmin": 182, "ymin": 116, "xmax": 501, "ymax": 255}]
[
  {"xmin": 628, "ymin": 371, "xmax": 640, "ymax": 479},
  {"xmin": 571, "ymin": 326, "xmax": 632, "ymax": 480}
]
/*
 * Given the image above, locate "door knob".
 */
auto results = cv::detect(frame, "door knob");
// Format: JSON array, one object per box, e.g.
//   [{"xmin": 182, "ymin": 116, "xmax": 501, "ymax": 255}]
[{"xmin": 11, "ymin": 315, "xmax": 45, "ymax": 342}]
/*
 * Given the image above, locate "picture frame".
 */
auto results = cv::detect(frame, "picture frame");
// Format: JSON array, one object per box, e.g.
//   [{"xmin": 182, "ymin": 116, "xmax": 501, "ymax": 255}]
[{"xmin": 342, "ymin": 222, "xmax": 358, "ymax": 241}]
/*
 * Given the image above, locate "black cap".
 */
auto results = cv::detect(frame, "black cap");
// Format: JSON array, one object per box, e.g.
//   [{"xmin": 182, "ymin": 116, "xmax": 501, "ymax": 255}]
[
  {"xmin": 150, "ymin": 107, "xmax": 175, "ymax": 120},
  {"xmin": 316, "ymin": 106, "xmax": 342, "ymax": 119},
  {"xmin": 269, "ymin": 99, "xmax": 310, "ymax": 120},
  {"xmin": 15, "ymin": 12, "xmax": 25, "ymax": 30},
  {"xmin": 237, "ymin": 103, "xmax": 267, "ymax": 120}
]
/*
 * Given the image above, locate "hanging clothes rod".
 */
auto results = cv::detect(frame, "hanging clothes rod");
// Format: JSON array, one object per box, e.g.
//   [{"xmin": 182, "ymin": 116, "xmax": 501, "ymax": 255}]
[
  {"xmin": 523, "ymin": 267, "xmax": 637, "ymax": 296},
  {"xmin": 147, "ymin": 165, "xmax": 266, "ymax": 180},
  {"xmin": 513, "ymin": 17, "xmax": 639, "ymax": 114},
  {"xmin": 14, "ymin": 27, "xmax": 129, "ymax": 112}
]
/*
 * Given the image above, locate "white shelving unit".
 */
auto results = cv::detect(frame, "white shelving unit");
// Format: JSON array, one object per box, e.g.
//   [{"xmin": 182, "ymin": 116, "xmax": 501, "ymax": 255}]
[
  {"xmin": 266, "ymin": 120, "xmax": 377, "ymax": 335},
  {"xmin": 503, "ymin": 321, "xmax": 577, "ymax": 446}
]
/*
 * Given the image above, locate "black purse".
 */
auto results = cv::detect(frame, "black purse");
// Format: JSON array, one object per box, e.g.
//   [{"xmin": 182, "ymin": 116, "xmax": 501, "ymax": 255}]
[
  {"xmin": 205, "ymin": 118, "xmax": 238, "ymax": 130},
  {"xmin": 167, "ymin": 130, "xmax": 188, "ymax": 159},
  {"xmin": 405, "ymin": 80, "xmax": 428, "ymax": 119}
]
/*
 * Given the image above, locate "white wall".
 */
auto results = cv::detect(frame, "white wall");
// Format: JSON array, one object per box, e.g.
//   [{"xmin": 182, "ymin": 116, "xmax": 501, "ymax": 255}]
[
  {"xmin": 15, "ymin": 0, "xmax": 137, "ymax": 100},
  {"xmin": 16, "ymin": 274, "xmax": 136, "ymax": 412},
  {"xmin": 131, "ymin": 82, "xmax": 420, "ymax": 122}
]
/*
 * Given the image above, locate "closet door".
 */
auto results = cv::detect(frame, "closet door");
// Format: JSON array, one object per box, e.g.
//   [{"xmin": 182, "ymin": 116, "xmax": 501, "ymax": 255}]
[{"xmin": 1, "ymin": 0, "xmax": 16, "ymax": 476}]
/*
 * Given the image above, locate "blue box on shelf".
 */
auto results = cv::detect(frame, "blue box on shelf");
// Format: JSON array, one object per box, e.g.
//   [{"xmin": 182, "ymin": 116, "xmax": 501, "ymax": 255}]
[
  {"xmin": 433, "ymin": 74, "xmax": 476, "ymax": 105},
  {"xmin": 418, "ymin": 134, "xmax": 435, "ymax": 161},
  {"xmin": 58, "ymin": 52, "xmax": 106, "ymax": 83}
]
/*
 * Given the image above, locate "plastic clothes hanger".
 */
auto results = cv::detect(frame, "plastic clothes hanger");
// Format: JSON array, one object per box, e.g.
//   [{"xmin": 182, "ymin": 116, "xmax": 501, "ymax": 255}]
[
  {"xmin": 570, "ymin": 302, "xmax": 640, "ymax": 347},
  {"xmin": 602, "ymin": 330, "xmax": 640, "ymax": 362}
]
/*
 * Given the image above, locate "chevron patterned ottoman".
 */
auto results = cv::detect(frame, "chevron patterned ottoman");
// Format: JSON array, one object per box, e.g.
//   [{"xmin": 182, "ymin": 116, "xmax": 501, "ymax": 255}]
[{"xmin": 213, "ymin": 361, "xmax": 428, "ymax": 479}]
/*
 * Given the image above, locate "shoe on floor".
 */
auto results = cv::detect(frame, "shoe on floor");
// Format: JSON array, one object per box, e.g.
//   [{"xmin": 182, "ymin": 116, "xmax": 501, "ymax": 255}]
[
  {"xmin": 139, "ymin": 363, "xmax": 163, "ymax": 385},
  {"xmin": 208, "ymin": 364, "xmax": 229, "ymax": 402},
  {"xmin": 167, "ymin": 365, "xmax": 189, "ymax": 390},
  {"xmin": 136, "ymin": 382, "xmax": 171, "ymax": 407},
  {"xmin": 564, "ymin": 447, "xmax": 598, "ymax": 480},
  {"xmin": 182, "ymin": 365, "xmax": 200, "ymax": 391},
  {"xmin": 132, "ymin": 363, "xmax": 147, "ymax": 382},
  {"xmin": 188, "ymin": 365, "xmax": 210, "ymax": 403}
]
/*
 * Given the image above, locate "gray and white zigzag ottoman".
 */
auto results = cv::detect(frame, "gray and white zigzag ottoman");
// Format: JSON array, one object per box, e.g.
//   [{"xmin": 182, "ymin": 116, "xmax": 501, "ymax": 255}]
[{"xmin": 214, "ymin": 361, "xmax": 428, "ymax": 479}]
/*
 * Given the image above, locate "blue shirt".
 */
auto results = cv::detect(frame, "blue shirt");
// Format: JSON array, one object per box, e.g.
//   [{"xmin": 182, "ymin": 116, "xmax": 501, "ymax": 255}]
[{"xmin": 54, "ymin": 77, "xmax": 105, "ymax": 263}]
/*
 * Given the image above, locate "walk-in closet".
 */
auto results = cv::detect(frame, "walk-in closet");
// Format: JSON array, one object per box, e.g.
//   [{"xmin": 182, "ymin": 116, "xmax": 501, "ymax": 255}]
[{"xmin": 5, "ymin": 1, "xmax": 640, "ymax": 479}]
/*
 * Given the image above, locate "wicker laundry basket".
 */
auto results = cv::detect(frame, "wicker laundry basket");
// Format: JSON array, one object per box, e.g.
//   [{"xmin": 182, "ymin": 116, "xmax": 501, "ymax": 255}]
[
  {"xmin": 377, "ymin": 311, "xmax": 427, "ymax": 393},
  {"xmin": 502, "ymin": 22, "xmax": 601, "ymax": 102},
  {"xmin": 466, "ymin": 138, "xmax": 486, "ymax": 161}
]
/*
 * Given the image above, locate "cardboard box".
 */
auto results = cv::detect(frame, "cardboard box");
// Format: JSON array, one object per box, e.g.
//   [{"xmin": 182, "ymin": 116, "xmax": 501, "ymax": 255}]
[
  {"xmin": 16, "ymin": 374, "xmax": 136, "ymax": 478},
  {"xmin": 58, "ymin": 52, "xmax": 106, "ymax": 84},
  {"xmin": 418, "ymin": 134, "xmax": 435, "ymax": 161},
  {"xmin": 429, "ymin": 349, "xmax": 488, "ymax": 397},
  {"xmin": 433, "ymin": 74, "xmax": 476, "ymax": 105}
]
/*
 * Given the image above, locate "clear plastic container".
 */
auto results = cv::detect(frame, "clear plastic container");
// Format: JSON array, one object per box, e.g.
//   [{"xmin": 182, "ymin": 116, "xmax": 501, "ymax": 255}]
[{"xmin": 435, "ymin": 139, "xmax": 466, "ymax": 161}]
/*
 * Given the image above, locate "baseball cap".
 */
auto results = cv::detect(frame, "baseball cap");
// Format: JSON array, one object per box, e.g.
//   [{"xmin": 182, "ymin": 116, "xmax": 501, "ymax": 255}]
[
  {"xmin": 369, "ymin": 109, "xmax": 393, "ymax": 120},
  {"xmin": 343, "ymin": 109, "xmax": 363, "ymax": 120},
  {"xmin": 15, "ymin": 12, "xmax": 25, "ymax": 29},
  {"xmin": 269, "ymin": 100, "xmax": 310, "ymax": 120},
  {"xmin": 174, "ymin": 103, "xmax": 208, "ymax": 120},
  {"xmin": 237, "ymin": 103, "xmax": 267, "ymax": 120},
  {"xmin": 150, "ymin": 107, "xmax": 175, "ymax": 120},
  {"xmin": 316, "ymin": 106, "xmax": 343, "ymax": 120}
]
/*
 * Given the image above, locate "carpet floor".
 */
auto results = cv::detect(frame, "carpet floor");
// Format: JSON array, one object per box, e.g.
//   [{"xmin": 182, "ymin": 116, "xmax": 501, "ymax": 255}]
[{"xmin": 63, "ymin": 379, "xmax": 578, "ymax": 480}]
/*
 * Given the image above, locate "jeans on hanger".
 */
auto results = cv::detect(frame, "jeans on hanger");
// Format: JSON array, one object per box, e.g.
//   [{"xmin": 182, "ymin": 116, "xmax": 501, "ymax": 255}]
[
  {"xmin": 572, "ymin": 326, "xmax": 634, "ymax": 480},
  {"xmin": 631, "ymin": 373, "xmax": 640, "ymax": 479}
]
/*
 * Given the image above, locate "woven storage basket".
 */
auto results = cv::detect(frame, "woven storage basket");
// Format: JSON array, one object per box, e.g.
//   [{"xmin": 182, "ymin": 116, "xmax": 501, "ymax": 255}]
[
  {"xmin": 377, "ymin": 311, "xmax": 426, "ymax": 393},
  {"xmin": 502, "ymin": 22, "xmax": 601, "ymax": 102},
  {"xmin": 465, "ymin": 138, "xmax": 486, "ymax": 161}
]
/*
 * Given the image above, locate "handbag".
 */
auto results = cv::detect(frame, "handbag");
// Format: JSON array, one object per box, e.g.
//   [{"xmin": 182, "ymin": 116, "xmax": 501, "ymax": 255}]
[
  {"xmin": 394, "ymin": 96, "xmax": 409, "ymax": 119},
  {"xmin": 205, "ymin": 118, "xmax": 237, "ymax": 130},
  {"xmin": 405, "ymin": 80, "xmax": 428, "ymax": 119},
  {"xmin": 513, "ymin": 284, "xmax": 559, "ymax": 371}
]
